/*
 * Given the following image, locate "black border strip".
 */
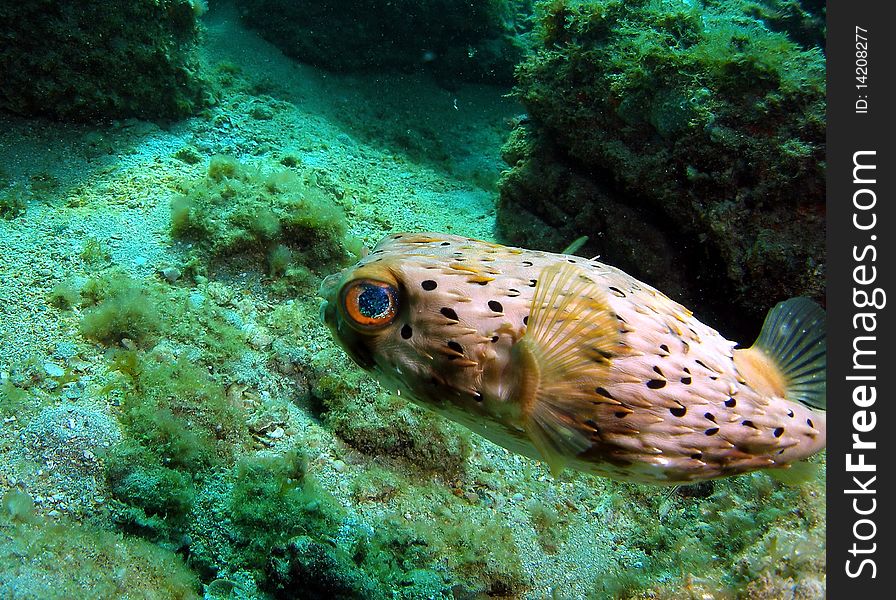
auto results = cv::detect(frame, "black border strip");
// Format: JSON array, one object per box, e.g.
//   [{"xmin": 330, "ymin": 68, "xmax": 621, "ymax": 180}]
[{"xmin": 827, "ymin": 2, "xmax": 895, "ymax": 595}]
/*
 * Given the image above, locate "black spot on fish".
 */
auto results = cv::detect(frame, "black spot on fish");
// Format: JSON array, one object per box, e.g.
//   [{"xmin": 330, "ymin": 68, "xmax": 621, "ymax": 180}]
[
  {"xmin": 447, "ymin": 341, "xmax": 463, "ymax": 354},
  {"xmin": 596, "ymin": 387, "xmax": 614, "ymax": 399},
  {"xmin": 473, "ymin": 391, "xmax": 483, "ymax": 402},
  {"xmin": 773, "ymin": 427, "xmax": 784, "ymax": 437},
  {"xmin": 584, "ymin": 419, "xmax": 600, "ymax": 431},
  {"xmin": 609, "ymin": 286, "xmax": 626, "ymax": 298},
  {"xmin": 705, "ymin": 427, "xmax": 719, "ymax": 436},
  {"xmin": 400, "ymin": 324, "xmax": 413, "ymax": 339},
  {"xmin": 742, "ymin": 420, "xmax": 758, "ymax": 429},
  {"xmin": 421, "ymin": 280, "xmax": 437, "ymax": 291},
  {"xmin": 807, "ymin": 418, "xmax": 814, "ymax": 428},
  {"xmin": 659, "ymin": 344, "xmax": 670, "ymax": 354},
  {"xmin": 596, "ymin": 348, "xmax": 615, "ymax": 360},
  {"xmin": 488, "ymin": 300, "xmax": 503, "ymax": 313},
  {"xmin": 523, "ymin": 315, "xmax": 529, "ymax": 326},
  {"xmin": 691, "ymin": 452, "xmax": 703, "ymax": 460},
  {"xmin": 704, "ymin": 413, "xmax": 715, "ymax": 422},
  {"xmin": 528, "ymin": 279, "xmax": 537, "ymax": 287},
  {"xmin": 725, "ymin": 398, "xmax": 736, "ymax": 407},
  {"xmin": 440, "ymin": 307, "xmax": 459, "ymax": 321},
  {"xmin": 787, "ymin": 409, "xmax": 794, "ymax": 418},
  {"xmin": 567, "ymin": 259, "xmax": 577, "ymax": 264},
  {"xmin": 475, "ymin": 280, "xmax": 489, "ymax": 286},
  {"xmin": 614, "ymin": 411, "xmax": 628, "ymax": 418},
  {"xmin": 670, "ymin": 406, "xmax": 686, "ymax": 417},
  {"xmin": 695, "ymin": 360, "xmax": 710, "ymax": 370},
  {"xmin": 508, "ymin": 288, "xmax": 520, "ymax": 297},
  {"xmin": 522, "ymin": 260, "xmax": 533, "ymax": 267},
  {"xmin": 653, "ymin": 366, "xmax": 664, "ymax": 376},
  {"xmin": 682, "ymin": 341, "xmax": 690, "ymax": 354},
  {"xmin": 681, "ymin": 376, "xmax": 692, "ymax": 385},
  {"xmin": 440, "ymin": 241, "xmax": 451, "ymax": 246},
  {"xmin": 646, "ymin": 379, "xmax": 666, "ymax": 389},
  {"xmin": 491, "ymin": 335, "xmax": 499, "ymax": 343}
]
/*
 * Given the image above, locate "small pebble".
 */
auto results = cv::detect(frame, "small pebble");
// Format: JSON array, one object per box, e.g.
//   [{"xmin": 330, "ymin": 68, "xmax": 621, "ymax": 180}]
[
  {"xmin": 332, "ymin": 459, "xmax": 346, "ymax": 472},
  {"xmin": 160, "ymin": 266, "xmax": 182, "ymax": 283},
  {"xmin": 512, "ymin": 493, "xmax": 524, "ymax": 502},
  {"xmin": 54, "ymin": 342, "xmax": 78, "ymax": 360},
  {"xmin": 188, "ymin": 292, "xmax": 205, "ymax": 309},
  {"xmin": 133, "ymin": 256, "xmax": 148, "ymax": 266},
  {"xmin": 43, "ymin": 362, "xmax": 65, "ymax": 378},
  {"xmin": 266, "ymin": 426, "xmax": 284, "ymax": 439}
]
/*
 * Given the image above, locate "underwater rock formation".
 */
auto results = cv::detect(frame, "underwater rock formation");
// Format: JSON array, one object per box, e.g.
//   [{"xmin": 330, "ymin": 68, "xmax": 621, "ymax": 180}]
[
  {"xmin": 0, "ymin": 0, "xmax": 207, "ymax": 122},
  {"xmin": 498, "ymin": 0, "xmax": 826, "ymax": 332},
  {"xmin": 234, "ymin": 0, "xmax": 532, "ymax": 84}
]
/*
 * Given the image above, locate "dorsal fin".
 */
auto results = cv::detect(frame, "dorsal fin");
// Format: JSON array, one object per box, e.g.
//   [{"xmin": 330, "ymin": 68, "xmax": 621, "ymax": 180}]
[
  {"xmin": 735, "ymin": 297, "xmax": 826, "ymax": 410},
  {"xmin": 510, "ymin": 263, "xmax": 623, "ymax": 475}
]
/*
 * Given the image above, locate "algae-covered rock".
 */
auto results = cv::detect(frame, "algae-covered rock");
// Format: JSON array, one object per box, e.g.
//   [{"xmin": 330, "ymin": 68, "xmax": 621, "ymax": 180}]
[
  {"xmin": 234, "ymin": 0, "xmax": 532, "ymax": 84},
  {"xmin": 0, "ymin": 494, "xmax": 200, "ymax": 600},
  {"xmin": 499, "ymin": 0, "xmax": 825, "ymax": 331},
  {"xmin": 0, "ymin": 0, "xmax": 207, "ymax": 122}
]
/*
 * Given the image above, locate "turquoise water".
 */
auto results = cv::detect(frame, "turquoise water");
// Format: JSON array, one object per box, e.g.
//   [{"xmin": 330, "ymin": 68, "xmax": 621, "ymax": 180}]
[{"xmin": 0, "ymin": 1, "xmax": 825, "ymax": 598}]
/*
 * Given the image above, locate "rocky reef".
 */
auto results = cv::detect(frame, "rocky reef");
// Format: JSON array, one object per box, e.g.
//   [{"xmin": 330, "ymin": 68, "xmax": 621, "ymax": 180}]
[
  {"xmin": 0, "ymin": 0, "xmax": 207, "ymax": 122},
  {"xmin": 498, "ymin": 0, "xmax": 826, "ymax": 333},
  {"xmin": 234, "ymin": 0, "xmax": 533, "ymax": 84}
]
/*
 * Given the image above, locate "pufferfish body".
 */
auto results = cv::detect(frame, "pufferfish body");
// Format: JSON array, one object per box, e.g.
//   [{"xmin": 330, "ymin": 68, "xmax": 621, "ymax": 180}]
[{"xmin": 320, "ymin": 233, "xmax": 826, "ymax": 485}]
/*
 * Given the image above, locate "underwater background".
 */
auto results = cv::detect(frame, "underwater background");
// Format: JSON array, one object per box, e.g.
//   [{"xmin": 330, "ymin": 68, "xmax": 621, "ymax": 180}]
[{"xmin": 0, "ymin": 1, "xmax": 825, "ymax": 598}]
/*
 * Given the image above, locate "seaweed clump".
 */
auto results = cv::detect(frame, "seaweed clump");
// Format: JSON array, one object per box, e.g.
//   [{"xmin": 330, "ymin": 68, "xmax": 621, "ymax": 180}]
[
  {"xmin": 500, "ymin": 0, "xmax": 826, "ymax": 331},
  {"xmin": 171, "ymin": 155, "xmax": 360, "ymax": 292}
]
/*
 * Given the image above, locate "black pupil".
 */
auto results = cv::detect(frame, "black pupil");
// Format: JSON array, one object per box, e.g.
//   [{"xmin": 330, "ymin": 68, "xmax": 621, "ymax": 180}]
[{"xmin": 358, "ymin": 285, "xmax": 391, "ymax": 319}]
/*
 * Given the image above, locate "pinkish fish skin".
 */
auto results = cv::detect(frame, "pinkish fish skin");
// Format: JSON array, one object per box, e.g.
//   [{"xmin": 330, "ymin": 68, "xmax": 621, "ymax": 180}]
[{"xmin": 320, "ymin": 233, "xmax": 826, "ymax": 485}]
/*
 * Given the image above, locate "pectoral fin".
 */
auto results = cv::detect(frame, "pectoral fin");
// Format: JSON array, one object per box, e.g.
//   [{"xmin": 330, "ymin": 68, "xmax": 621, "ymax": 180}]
[{"xmin": 510, "ymin": 263, "xmax": 624, "ymax": 475}]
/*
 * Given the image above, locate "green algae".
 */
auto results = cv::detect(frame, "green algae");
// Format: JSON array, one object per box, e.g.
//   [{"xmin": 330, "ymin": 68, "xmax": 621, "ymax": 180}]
[
  {"xmin": 0, "ymin": 491, "xmax": 200, "ymax": 599},
  {"xmin": 170, "ymin": 155, "xmax": 360, "ymax": 290},
  {"xmin": 79, "ymin": 274, "xmax": 163, "ymax": 347}
]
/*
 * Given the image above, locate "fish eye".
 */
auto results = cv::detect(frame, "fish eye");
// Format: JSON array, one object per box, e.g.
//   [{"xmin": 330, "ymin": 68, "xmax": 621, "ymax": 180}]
[{"xmin": 340, "ymin": 279, "xmax": 399, "ymax": 330}]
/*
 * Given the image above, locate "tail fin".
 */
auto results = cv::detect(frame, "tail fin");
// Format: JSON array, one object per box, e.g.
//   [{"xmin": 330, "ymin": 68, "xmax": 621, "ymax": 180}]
[{"xmin": 735, "ymin": 298, "xmax": 826, "ymax": 410}]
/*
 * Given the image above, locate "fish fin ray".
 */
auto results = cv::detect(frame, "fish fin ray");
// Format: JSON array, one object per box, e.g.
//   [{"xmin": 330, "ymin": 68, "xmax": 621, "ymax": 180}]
[
  {"xmin": 751, "ymin": 297, "xmax": 826, "ymax": 410},
  {"xmin": 560, "ymin": 235, "xmax": 589, "ymax": 255}
]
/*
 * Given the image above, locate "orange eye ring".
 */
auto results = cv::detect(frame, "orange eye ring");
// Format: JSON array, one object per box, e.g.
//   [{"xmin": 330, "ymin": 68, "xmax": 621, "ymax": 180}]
[{"xmin": 340, "ymin": 279, "xmax": 399, "ymax": 329}]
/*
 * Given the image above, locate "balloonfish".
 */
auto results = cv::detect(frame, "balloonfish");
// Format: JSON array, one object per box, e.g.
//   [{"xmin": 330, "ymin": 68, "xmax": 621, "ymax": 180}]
[{"xmin": 319, "ymin": 233, "xmax": 826, "ymax": 485}]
